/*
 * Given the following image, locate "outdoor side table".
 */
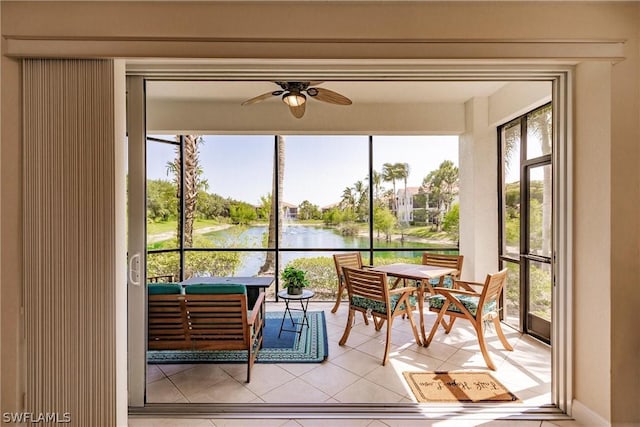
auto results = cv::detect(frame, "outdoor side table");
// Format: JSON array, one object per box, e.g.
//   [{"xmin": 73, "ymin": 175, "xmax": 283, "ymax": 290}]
[{"xmin": 277, "ymin": 289, "xmax": 315, "ymax": 338}]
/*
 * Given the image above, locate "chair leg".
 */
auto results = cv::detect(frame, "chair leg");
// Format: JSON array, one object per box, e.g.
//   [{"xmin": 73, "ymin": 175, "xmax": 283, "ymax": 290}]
[
  {"xmin": 425, "ymin": 306, "xmax": 448, "ymax": 346},
  {"xmin": 246, "ymin": 344, "xmax": 252, "ymax": 383},
  {"xmin": 373, "ymin": 315, "xmax": 385, "ymax": 331},
  {"xmin": 382, "ymin": 316, "xmax": 393, "ymax": 366},
  {"xmin": 492, "ymin": 316, "xmax": 514, "ymax": 351},
  {"xmin": 404, "ymin": 307, "xmax": 422, "ymax": 346},
  {"xmin": 475, "ymin": 321, "xmax": 497, "ymax": 370},
  {"xmin": 442, "ymin": 316, "xmax": 457, "ymax": 333},
  {"xmin": 331, "ymin": 283, "xmax": 345, "ymax": 313},
  {"xmin": 362, "ymin": 311, "xmax": 370, "ymax": 325},
  {"xmin": 339, "ymin": 309, "xmax": 355, "ymax": 345}
]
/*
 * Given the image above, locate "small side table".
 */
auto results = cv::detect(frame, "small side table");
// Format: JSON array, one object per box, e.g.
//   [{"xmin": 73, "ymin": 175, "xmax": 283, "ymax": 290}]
[{"xmin": 277, "ymin": 289, "xmax": 315, "ymax": 338}]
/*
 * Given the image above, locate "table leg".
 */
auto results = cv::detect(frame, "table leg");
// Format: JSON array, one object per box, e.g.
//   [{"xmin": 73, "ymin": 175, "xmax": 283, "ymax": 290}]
[
  {"xmin": 418, "ymin": 283, "xmax": 427, "ymax": 345},
  {"xmin": 278, "ymin": 299, "xmax": 291, "ymax": 338},
  {"xmin": 278, "ymin": 297, "xmax": 310, "ymax": 338},
  {"xmin": 246, "ymin": 287, "xmax": 259, "ymax": 310},
  {"xmin": 299, "ymin": 298, "xmax": 310, "ymax": 331}
]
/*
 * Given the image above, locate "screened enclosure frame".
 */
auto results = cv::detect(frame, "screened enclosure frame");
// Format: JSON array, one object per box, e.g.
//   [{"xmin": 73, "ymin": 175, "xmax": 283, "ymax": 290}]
[{"xmin": 146, "ymin": 134, "xmax": 461, "ymax": 298}]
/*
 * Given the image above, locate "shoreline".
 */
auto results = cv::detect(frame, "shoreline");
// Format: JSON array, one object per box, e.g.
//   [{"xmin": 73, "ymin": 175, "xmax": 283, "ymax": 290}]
[
  {"xmin": 148, "ymin": 221, "xmax": 455, "ymax": 247},
  {"xmin": 147, "ymin": 223, "xmax": 233, "ymax": 244}
]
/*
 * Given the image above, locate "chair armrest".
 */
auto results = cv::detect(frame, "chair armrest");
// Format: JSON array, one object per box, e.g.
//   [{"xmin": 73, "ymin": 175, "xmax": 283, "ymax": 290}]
[
  {"xmin": 453, "ymin": 279, "xmax": 484, "ymax": 292},
  {"xmin": 432, "ymin": 287, "xmax": 479, "ymax": 298},
  {"xmin": 247, "ymin": 292, "xmax": 266, "ymax": 326},
  {"xmin": 389, "ymin": 286, "xmax": 416, "ymax": 295}
]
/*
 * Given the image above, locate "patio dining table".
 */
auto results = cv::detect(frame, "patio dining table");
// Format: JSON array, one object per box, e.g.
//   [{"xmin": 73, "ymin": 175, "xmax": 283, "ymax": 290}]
[{"xmin": 369, "ymin": 263, "xmax": 458, "ymax": 345}]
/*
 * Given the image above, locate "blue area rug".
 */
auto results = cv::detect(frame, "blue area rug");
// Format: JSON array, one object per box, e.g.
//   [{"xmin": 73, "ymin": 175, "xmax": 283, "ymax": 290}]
[{"xmin": 147, "ymin": 311, "xmax": 328, "ymax": 364}]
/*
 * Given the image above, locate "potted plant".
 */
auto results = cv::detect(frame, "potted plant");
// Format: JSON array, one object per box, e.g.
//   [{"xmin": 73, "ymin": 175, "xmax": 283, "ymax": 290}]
[{"xmin": 281, "ymin": 266, "xmax": 309, "ymax": 295}]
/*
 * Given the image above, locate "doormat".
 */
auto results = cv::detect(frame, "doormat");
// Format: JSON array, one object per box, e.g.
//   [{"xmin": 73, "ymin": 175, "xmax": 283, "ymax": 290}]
[
  {"xmin": 403, "ymin": 371, "xmax": 520, "ymax": 403},
  {"xmin": 148, "ymin": 311, "xmax": 328, "ymax": 364}
]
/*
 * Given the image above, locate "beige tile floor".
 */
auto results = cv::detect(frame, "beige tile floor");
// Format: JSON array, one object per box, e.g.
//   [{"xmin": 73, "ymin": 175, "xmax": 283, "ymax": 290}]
[
  {"xmin": 128, "ymin": 420, "xmax": 585, "ymax": 427},
  {"xmin": 135, "ymin": 301, "xmax": 561, "ymax": 426}
]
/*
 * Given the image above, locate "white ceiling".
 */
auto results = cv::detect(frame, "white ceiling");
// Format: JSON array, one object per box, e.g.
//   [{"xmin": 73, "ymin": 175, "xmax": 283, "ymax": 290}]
[{"xmin": 146, "ymin": 80, "xmax": 509, "ymax": 104}]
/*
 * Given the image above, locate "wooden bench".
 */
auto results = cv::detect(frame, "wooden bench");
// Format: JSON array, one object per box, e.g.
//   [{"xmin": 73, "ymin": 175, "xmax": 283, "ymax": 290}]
[{"xmin": 147, "ymin": 283, "xmax": 265, "ymax": 382}]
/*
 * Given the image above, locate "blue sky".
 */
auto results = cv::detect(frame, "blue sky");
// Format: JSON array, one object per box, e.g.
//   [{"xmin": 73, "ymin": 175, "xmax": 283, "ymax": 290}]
[{"xmin": 147, "ymin": 135, "xmax": 459, "ymax": 206}]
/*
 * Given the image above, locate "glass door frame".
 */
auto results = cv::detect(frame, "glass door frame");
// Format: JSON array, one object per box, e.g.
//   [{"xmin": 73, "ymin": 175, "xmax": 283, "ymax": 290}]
[
  {"xmin": 128, "ymin": 66, "xmax": 574, "ymax": 417},
  {"xmin": 498, "ymin": 103, "xmax": 553, "ymax": 344},
  {"xmin": 522, "ymin": 158, "xmax": 552, "ymax": 342}
]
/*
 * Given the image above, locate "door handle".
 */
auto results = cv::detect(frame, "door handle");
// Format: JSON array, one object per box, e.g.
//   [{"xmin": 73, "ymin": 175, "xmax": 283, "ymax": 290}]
[
  {"xmin": 129, "ymin": 252, "xmax": 141, "ymax": 286},
  {"xmin": 520, "ymin": 254, "xmax": 552, "ymax": 263}
]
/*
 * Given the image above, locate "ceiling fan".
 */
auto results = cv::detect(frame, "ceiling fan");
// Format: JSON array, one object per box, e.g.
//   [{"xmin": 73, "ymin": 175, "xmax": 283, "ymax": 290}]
[{"xmin": 241, "ymin": 81, "xmax": 352, "ymax": 119}]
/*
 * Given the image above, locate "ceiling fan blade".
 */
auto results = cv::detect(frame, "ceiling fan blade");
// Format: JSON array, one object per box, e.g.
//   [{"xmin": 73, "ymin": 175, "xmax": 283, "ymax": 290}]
[
  {"xmin": 289, "ymin": 102, "xmax": 306, "ymax": 119},
  {"xmin": 309, "ymin": 87, "xmax": 352, "ymax": 105},
  {"xmin": 308, "ymin": 81, "xmax": 324, "ymax": 86},
  {"xmin": 241, "ymin": 91, "xmax": 280, "ymax": 106}
]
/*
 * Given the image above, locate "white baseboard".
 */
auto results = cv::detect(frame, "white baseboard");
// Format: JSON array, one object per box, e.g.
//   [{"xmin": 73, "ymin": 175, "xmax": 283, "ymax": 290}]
[{"xmin": 572, "ymin": 399, "xmax": 610, "ymax": 427}]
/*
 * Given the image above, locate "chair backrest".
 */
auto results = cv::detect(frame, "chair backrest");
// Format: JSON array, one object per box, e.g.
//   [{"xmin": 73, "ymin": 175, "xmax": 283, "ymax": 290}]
[
  {"xmin": 342, "ymin": 266, "xmax": 389, "ymax": 305},
  {"xmin": 148, "ymin": 284, "xmax": 188, "ymax": 348},
  {"xmin": 333, "ymin": 253, "xmax": 363, "ymax": 284},
  {"xmin": 184, "ymin": 283, "xmax": 250, "ymax": 348},
  {"xmin": 477, "ymin": 269, "xmax": 508, "ymax": 315},
  {"xmin": 422, "ymin": 253, "xmax": 464, "ymax": 278}
]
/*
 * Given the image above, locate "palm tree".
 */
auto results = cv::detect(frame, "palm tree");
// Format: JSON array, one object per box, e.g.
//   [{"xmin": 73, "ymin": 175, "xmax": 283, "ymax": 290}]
[
  {"xmin": 341, "ymin": 186, "xmax": 356, "ymax": 211},
  {"xmin": 167, "ymin": 135, "xmax": 206, "ymax": 248},
  {"xmin": 353, "ymin": 180, "xmax": 368, "ymax": 221},
  {"xmin": 372, "ymin": 170, "xmax": 382, "ymax": 201},
  {"xmin": 382, "ymin": 163, "xmax": 399, "ymax": 216},
  {"xmin": 396, "ymin": 163, "xmax": 410, "ymax": 223},
  {"xmin": 259, "ymin": 135, "xmax": 285, "ymax": 275},
  {"xmin": 422, "ymin": 160, "xmax": 459, "ymax": 231}
]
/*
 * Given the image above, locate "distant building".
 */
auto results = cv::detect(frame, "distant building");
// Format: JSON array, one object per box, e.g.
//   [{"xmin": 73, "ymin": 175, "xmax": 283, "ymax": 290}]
[
  {"xmin": 320, "ymin": 202, "xmax": 339, "ymax": 213},
  {"xmin": 281, "ymin": 202, "xmax": 298, "ymax": 220},
  {"xmin": 395, "ymin": 187, "xmax": 421, "ymax": 223}
]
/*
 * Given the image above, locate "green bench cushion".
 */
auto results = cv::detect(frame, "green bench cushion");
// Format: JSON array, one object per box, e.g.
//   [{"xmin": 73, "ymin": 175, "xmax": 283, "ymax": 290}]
[
  {"xmin": 429, "ymin": 294, "xmax": 497, "ymax": 317},
  {"xmin": 184, "ymin": 283, "xmax": 247, "ymax": 295},
  {"xmin": 351, "ymin": 293, "xmax": 417, "ymax": 315},
  {"xmin": 148, "ymin": 283, "xmax": 183, "ymax": 295},
  {"xmin": 429, "ymin": 276, "xmax": 454, "ymax": 288}
]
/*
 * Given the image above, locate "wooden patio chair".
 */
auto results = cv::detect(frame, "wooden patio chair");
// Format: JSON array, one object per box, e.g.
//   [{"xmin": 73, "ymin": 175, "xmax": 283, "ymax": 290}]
[
  {"xmin": 425, "ymin": 268, "xmax": 513, "ymax": 370},
  {"xmin": 147, "ymin": 283, "xmax": 190, "ymax": 350},
  {"xmin": 184, "ymin": 283, "xmax": 265, "ymax": 383},
  {"xmin": 332, "ymin": 252, "xmax": 369, "ymax": 325},
  {"xmin": 421, "ymin": 253, "xmax": 464, "ymax": 292},
  {"xmin": 340, "ymin": 267, "xmax": 421, "ymax": 365}
]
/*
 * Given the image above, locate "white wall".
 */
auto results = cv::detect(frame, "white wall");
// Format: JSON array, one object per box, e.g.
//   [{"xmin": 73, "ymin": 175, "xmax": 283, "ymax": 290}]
[
  {"xmin": 573, "ymin": 61, "xmax": 612, "ymax": 423},
  {"xmin": 489, "ymin": 82, "xmax": 552, "ymax": 127},
  {"xmin": 459, "ymin": 97, "xmax": 499, "ymax": 281},
  {"xmin": 459, "ymin": 82, "xmax": 551, "ymax": 281},
  {"xmin": 147, "ymin": 99, "xmax": 465, "ymax": 135}
]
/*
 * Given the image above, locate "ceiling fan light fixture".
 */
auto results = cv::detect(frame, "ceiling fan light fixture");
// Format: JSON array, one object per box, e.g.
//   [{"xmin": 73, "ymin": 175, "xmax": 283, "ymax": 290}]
[{"xmin": 282, "ymin": 91, "xmax": 306, "ymax": 107}]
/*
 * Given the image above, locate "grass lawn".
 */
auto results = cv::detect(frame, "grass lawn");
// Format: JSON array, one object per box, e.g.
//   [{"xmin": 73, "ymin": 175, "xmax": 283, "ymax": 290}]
[
  {"xmin": 147, "ymin": 218, "xmax": 225, "ymax": 236},
  {"xmin": 404, "ymin": 225, "xmax": 454, "ymax": 241}
]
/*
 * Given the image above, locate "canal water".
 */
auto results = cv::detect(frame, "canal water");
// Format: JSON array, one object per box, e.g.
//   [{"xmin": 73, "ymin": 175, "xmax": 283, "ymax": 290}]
[{"xmin": 202, "ymin": 224, "xmax": 443, "ymax": 276}]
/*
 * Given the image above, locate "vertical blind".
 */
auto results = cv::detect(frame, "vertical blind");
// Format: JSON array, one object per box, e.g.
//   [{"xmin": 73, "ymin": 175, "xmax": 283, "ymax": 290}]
[{"xmin": 23, "ymin": 59, "xmax": 116, "ymax": 426}]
